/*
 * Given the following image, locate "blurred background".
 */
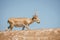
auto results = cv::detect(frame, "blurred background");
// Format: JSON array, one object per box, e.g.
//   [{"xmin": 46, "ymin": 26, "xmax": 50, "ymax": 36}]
[{"xmin": 0, "ymin": 0, "xmax": 60, "ymax": 31}]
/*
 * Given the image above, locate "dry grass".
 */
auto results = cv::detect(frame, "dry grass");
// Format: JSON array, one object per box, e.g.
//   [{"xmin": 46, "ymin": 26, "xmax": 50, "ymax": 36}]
[{"xmin": 0, "ymin": 28, "xmax": 60, "ymax": 40}]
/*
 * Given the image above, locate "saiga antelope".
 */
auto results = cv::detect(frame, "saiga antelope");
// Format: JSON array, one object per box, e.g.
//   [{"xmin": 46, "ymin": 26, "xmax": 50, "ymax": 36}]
[{"xmin": 8, "ymin": 14, "xmax": 40, "ymax": 30}]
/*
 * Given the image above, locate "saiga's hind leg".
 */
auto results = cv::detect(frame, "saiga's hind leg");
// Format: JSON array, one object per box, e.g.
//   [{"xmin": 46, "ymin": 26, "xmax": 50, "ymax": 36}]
[{"xmin": 8, "ymin": 24, "xmax": 14, "ymax": 31}]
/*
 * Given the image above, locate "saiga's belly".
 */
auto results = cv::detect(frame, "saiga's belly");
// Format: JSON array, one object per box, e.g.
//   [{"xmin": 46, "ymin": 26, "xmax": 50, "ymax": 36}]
[{"xmin": 14, "ymin": 22, "xmax": 24, "ymax": 27}]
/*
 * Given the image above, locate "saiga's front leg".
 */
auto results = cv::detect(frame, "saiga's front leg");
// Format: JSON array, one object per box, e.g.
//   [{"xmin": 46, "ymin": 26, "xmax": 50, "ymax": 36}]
[
  {"xmin": 25, "ymin": 25, "xmax": 30, "ymax": 30},
  {"xmin": 23, "ymin": 24, "xmax": 30, "ymax": 30},
  {"xmin": 22, "ymin": 26, "xmax": 25, "ymax": 30}
]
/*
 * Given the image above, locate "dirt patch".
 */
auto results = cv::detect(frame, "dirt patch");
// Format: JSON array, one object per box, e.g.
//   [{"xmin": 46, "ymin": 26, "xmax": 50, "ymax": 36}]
[{"xmin": 0, "ymin": 29, "xmax": 60, "ymax": 40}]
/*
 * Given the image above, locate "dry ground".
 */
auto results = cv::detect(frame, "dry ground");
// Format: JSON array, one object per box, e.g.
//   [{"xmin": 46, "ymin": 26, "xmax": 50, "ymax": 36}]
[{"xmin": 0, "ymin": 28, "xmax": 60, "ymax": 40}]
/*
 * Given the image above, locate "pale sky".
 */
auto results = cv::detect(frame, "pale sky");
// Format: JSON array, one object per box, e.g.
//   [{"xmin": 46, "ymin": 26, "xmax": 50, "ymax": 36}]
[{"xmin": 0, "ymin": 0, "xmax": 60, "ymax": 31}]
